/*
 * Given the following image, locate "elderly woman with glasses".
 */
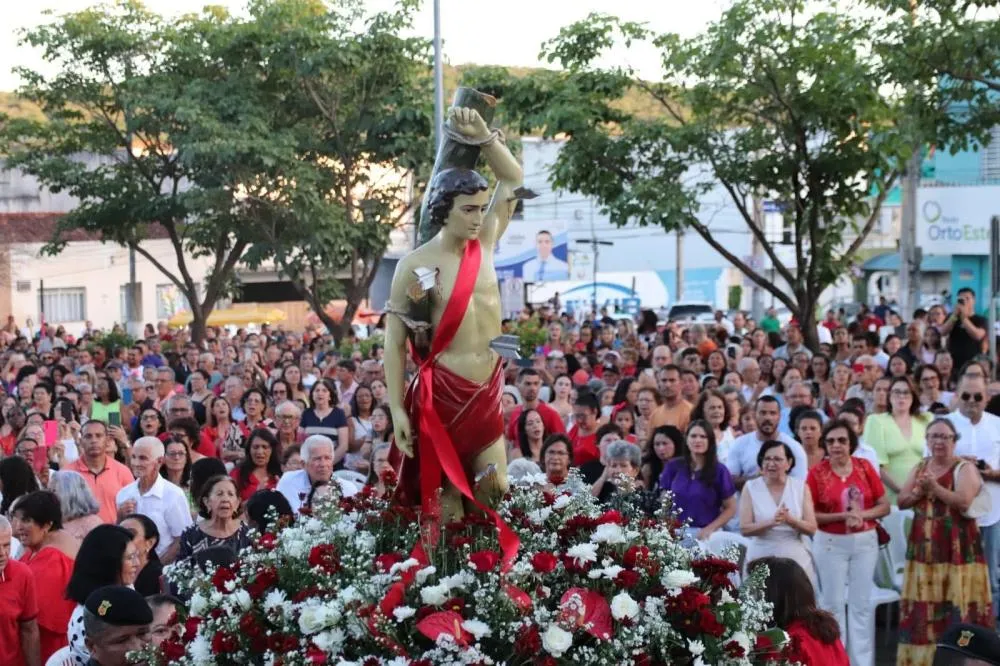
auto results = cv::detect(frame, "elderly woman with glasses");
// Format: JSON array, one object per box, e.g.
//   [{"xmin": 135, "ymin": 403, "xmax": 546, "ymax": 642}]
[
  {"xmin": 806, "ymin": 419, "xmax": 889, "ymax": 666},
  {"xmin": 896, "ymin": 417, "xmax": 993, "ymax": 665},
  {"xmin": 740, "ymin": 439, "xmax": 817, "ymax": 589},
  {"xmin": 274, "ymin": 400, "xmax": 307, "ymax": 451}
]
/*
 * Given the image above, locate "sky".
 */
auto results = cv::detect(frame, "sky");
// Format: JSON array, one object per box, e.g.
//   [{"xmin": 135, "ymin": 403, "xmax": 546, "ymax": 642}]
[{"xmin": 0, "ymin": 0, "xmax": 730, "ymax": 91}]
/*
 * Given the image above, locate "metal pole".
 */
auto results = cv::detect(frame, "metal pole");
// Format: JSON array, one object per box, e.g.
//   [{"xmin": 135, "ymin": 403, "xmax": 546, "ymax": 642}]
[
  {"xmin": 128, "ymin": 245, "xmax": 138, "ymax": 337},
  {"xmin": 751, "ymin": 194, "xmax": 765, "ymax": 321},
  {"xmin": 899, "ymin": 151, "xmax": 920, "ymax": 318},
  {"xmin": 676, "ymin": 230, "xmax": 684, "ymax": 303},
  {"xmin": 432, "ymin": 0, "xmax": 444, "ymax": 152},
  {"xmin": 991, "ymin": 216, "xmax": 999, "ymax": 378},
  {"xmin": 38, "ymin": 279, "xmax": 44, "ymax": 329}
]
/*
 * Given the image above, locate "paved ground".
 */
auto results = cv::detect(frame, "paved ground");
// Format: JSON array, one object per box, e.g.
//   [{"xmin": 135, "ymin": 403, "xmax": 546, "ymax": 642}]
[{"xmin": 875, "ymin": 622, "xmax": 899, "ymax": 666}]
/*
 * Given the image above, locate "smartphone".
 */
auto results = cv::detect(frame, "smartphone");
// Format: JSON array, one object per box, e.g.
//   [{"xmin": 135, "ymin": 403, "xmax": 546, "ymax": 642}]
[
  {"xmin": 108, "ymin": 412, "xmax": 122, "ymax": 427},
  {"xmin": 121, "ymin": 387, "xmax": 133, "ymax": 405},
  {"xmin": 43, "ymin": 420, "xmax": 59, "ymax": 446},
  {"xmin": 59, "ymin": 400, "xmax": 73, "ymax": 423}
]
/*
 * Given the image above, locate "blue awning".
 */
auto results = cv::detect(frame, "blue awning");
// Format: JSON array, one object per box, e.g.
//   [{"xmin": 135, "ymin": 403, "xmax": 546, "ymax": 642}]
[{"xmin": 861, "ymin": 252, "xmax": 951, "ymax": 273}]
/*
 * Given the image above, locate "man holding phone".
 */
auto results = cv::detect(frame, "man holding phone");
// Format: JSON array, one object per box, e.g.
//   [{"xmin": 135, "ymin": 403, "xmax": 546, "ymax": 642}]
[{"xmin": 942, "ymin": 288, "xmax": 988, "ymax": 382}]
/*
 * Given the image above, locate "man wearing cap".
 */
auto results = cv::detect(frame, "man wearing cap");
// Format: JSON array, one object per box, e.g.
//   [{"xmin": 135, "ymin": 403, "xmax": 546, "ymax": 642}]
[
  {"xmin": 934, "ymin": 623, "xmax": 1000, "ymax": 665},
  {"xmin": 505, "ymin": 369, "xmax": 566, "ymax": 443},
  {"xmin": 82, "ymin": 586, "xmax": 152, "ymax": 666},
  {"xmin": 0, "ymin": 515, "xmax": 40, "ymax": 666}
]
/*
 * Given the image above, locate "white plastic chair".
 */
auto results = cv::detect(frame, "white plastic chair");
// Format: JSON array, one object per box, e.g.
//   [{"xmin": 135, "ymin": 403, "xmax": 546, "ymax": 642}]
[
  {"xmin": 870, "ymin": 571, "xmax": 902, "ymax": 645},
  {"xmin": 333, "ymin": 469, "xmax": 367, "ymax": 487},
  {"xmin": 705, "ymin": 531, "xmax": 751, "ymax": 585},
  {"xmin": 45, "ymin": 646, "xmax": 72, "ymax": 666},
  {"xmin": 880, "ymin": 507, "xmax": 914, "ymax": 591}
]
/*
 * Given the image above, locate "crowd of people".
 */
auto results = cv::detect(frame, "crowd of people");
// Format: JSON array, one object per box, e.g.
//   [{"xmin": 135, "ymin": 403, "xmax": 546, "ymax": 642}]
[{"xmin": 0, "ymin": 287, "xmax": 998, "ymax": 665}]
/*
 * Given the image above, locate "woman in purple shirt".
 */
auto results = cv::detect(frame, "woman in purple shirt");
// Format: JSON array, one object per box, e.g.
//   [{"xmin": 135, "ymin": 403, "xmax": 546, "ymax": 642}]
[{"xmin": 659, "ymin": 420, "xmax": 737, "ymax": 541}]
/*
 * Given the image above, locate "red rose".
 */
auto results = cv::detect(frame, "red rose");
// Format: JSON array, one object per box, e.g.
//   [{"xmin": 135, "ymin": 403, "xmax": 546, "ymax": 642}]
[
  {"xmin": 530, "ymin": 551, "xmax": 559, "ymax": 574},
  {"xmin": 632, "ymin": 653, "xmax": 652, "ymax": 666},
  {"xmin": 514, "ymin": 625, "xmax": 542, "ymax": 655},
  {"xmin": 305, "ymin": 643, "xmax": 327, "ymax": 664},
  {"xmin": 374, "ymin": 553, "xmax": 405, "ymax": 573},
  {"xmin": 183, "ymin": 616, "xmax": 202, "ymax": 642},
  {"xmin": 248, "ymin": 567, "xmax": 279, "ymax": 599},
  {"xmin": 615, "ymin": 569, "xmax": 640, "ymax": 589},
  {"xmin": 211, "ymin": 566, "xmax": 235, "ymax": 593},
  {"xmin": 442, "ymin": 597, "xmax": 466, "ymax": 614},
  {"xmin": 258, "ymin": 532, "xmax": 277, "ymax": 550},
  {"xmin": 161, "ymin": 637, "xmax": 186, "ymax": 661},
  {"xmin": 468, "ymin": 550, "xmax": 501, "ymax": 572},
  {"xmin": 622, "ymin": 545, "xmax": 650, "ymax": 569},
  {"xmin": 211, "ymin": 631, "xmax": 238, "ymax": 654},
  {"xmin": 597, "ymin": 510, "xmax": 626, "ymax": 525},
  {"xmin": 542, "ymin": 491, "xmax": 556, "ymax": 506},
  {"xmin": 308, "ymin": 544, "xmax": 341, "ymax": 574}
]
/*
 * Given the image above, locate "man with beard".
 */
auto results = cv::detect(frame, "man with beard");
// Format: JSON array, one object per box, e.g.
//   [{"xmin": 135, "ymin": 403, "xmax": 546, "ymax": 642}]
[{"xmin": 726, "ymin": 396, "xmax": 807, "ymax": 489}]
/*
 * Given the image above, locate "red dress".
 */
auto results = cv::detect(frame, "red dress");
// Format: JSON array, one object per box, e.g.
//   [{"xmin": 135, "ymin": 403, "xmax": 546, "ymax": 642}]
[
  {"xmin": 19, "ymin": 547, "xmax": 75, "ymax": 662},
  {"xmin": 787, "ymin": 620, "xmax": 849, "ymax": 666},
  {"xmin": 230, "ymin": 468, "xmax": 279, "ymax": 501}
]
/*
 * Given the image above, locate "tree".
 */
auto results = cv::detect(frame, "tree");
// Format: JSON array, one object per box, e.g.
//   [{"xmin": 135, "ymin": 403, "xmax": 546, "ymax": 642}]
[
  {"xmin": 0, "ymin": 1, "xmax": 259, "ymax": 343},
  {"xmin": 236, "ymin": 0, "xmax": 433, "ymax": 343},
  {"xmin": 463, "ymin": 0, "xmax": 986, "ymax": 348}
]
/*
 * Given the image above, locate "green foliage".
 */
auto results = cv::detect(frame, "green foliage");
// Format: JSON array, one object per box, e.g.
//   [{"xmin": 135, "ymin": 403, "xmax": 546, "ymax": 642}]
[
  {"xmin": 463, "ymin": 0, "xmax": 992, "ymax": 348},
  {"xmin": 339, "ymin": 332, "xmax": 384, "ymax": 360},
  {"xmin": 728, "ymin": 286, "xmax": 743, "ymax": 312},
  {"xmin": 87, "ymin": 329, "xmax": 134, "ymax": 357},
  {"xmin": 513, "ymin": 317, "xmax": 550, "ymax": 359}
]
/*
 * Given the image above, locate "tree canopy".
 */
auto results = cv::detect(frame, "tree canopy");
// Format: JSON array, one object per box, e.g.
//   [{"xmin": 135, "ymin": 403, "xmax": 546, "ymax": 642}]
[{"xmin": 463, "ymin": 0, "xmax": 999, "ymax": 347}]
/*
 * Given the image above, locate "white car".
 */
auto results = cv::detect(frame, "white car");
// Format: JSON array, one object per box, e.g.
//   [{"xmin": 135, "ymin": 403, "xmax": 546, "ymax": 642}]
[{"xmin": 667, "ymin": 302, "xmax": 716, "ymax": 324}]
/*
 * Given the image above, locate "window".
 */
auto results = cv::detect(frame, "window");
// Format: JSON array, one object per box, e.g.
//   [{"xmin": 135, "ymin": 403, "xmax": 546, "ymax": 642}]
[
  {"xmin": 156, "ymin": 284, "xmax": 192, "ymax": 319},
  {"xmin": 982, "ymin": 125, "xmax": 1000, "ymax": 181},
  {"xmin": 40, "ymin": 288, "xmax": 85, "ymax": 323}
]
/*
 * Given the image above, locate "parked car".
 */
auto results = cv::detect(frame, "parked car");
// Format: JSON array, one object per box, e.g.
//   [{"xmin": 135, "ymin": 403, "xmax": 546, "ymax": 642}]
[{"xmin": 667, "ymin": 302, "xmax": 716, "ymax": 324}]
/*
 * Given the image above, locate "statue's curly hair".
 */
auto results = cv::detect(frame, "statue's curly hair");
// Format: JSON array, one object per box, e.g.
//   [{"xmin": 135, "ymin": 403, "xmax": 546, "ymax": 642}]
[{"xmin": 426, "ymin": 168, "xmax": 489, "ymax": 228}]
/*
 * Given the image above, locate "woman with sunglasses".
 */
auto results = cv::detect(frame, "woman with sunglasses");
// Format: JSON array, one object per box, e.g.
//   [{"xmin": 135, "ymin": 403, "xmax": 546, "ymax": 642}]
[{"xmin": 806, "ymin": 419, "xmax": 889, "ymax": 666}]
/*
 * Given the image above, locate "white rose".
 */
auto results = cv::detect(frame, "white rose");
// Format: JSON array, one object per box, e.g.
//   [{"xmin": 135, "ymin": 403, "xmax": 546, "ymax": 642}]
[
  {"xmin": 298, "ymin": 605, "xmax": 330, "ymax": 635},
  {"xmin": 189, "ymin": 592, "xmax": 208, "ymax": 617},
  {"xmin": 565, "ymin": 543, "xmax": 599, "ymax": 566},
  {"xmin": 389, "ymin": 558, "xmax": 420, "ymax": 575},
  {"xmin": 231, "ymin": 589, "xmax": 252, "ymax": 611},
  {"xmin": 553, "ymin": 494, "xmax": 572, "ymax": 510},
  {"xmin": 420, "ymin": 584, "xmax": 450, "ymax": 606},
  {"xmin": 610, "ymin": 592, "xmax": 640, "ymax": 621},
  {"xmin": 590, "ymin": 523, "xmax": 626, "ymax": 545},
  {"xmin": 542, "ymin": 624, "xmax": 574, "ymax": 657},
  {"xmin": 415, "ymin": 566, "xmax": 437, "ymax": 585},
  {"xmin": 688, "ymin": 639, "xmax": 706, "ymax": 656},
  {"xmin": 392, "ymin": 606, "xmax": 416, "ymax": 622},
  {"xmin": 528, "ymin": 508, "xmax": 552, "ymax": 525},
  {"xmin": 461, "ymin": 619, "xmax": 492, "ymax": 639},
  {"xmin": 312, "ymin": 629, "xmax": 344, "ymax": 653},
  {"xmin": 661, "ymin": 569, "xmax": 699, "ymax": 589}
]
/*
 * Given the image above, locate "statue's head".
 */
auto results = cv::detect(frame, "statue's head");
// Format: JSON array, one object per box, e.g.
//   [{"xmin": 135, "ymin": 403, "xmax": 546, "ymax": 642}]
[{"xmin": 426, "ymin": 168, "xmax": 489, "ymax": 240}]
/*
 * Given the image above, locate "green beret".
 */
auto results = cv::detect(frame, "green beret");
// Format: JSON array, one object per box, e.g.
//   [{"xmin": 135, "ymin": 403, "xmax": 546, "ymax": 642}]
[{"xmin": 84, "ymin": 586, "xmax": 153, "ymax": 626}]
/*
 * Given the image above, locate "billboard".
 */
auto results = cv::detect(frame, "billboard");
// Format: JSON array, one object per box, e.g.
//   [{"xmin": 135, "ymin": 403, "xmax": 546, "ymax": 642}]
[
  {"xmin": 917, "ymin": 186, "xmax": 1000, "ymax": 256},
  {"xmin": 495, "ymin": 219, "xmax": 570, "ymax": 282}
]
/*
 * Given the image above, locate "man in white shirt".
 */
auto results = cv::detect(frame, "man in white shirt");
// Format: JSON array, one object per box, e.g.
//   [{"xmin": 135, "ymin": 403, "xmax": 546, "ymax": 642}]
[
  {"xmin": 946, "ymin": 373, "xmax": 1000, "ymax": 617},
  {"xmin": 277, "ymin": 435, "xmax": 361, "ymax": 514},
  {"xmin": 115, "ymin": 437, "xmax": 192, "ymax": 557},
  {"xmin": 521, "ymin": 230, "xmax": 569, "ymax": 282},
  {"xmin": 726, "ymin": 396, "xmax": 808, "ymax": 488}
]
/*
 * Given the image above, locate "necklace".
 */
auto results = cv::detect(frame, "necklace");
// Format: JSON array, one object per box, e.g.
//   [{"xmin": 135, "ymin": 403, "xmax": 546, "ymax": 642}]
[{"xmin": 831, "ymin": 461, "xmax": 852, "ymax": 481}]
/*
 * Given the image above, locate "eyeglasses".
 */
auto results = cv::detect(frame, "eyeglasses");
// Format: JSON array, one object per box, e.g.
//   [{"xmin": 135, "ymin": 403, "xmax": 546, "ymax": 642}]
[
  {"xmin": 824, "ymin": 436, "xmax": 849, "ymax": 445},
  {"xmin": 961, "ymin": 392, "xmax": 985, "ymax": 403},
  {"xmin": 276, "ymin": 414, "xmax": 298, "ymax": 421},
  {"xmin": 165, "ymin": 451, "xmax": 186, "ymax": 459},
  {"xmin": 928, "ymin": 433, "xmax": 956, "ymax": 441},
  {"xmin": 762, "ymin": 456, "xmax": 787, "ymax": 464},
  {"xmin": 890, "ymin": 389, "xmax": 912, "ymax": 397},
  {"xmin": 546, "ymin": 450, "xmax": 569, "ymax": 457}
]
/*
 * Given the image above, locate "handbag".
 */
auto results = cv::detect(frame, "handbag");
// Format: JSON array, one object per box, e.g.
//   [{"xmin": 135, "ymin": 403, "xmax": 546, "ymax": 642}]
[
  {"xmin": 954, "ymin": 461, "xmax": 993, "ymax": 520},
  {"xmin": 875, "ymin": 522, "xmax": 891, "ymax": 547}
]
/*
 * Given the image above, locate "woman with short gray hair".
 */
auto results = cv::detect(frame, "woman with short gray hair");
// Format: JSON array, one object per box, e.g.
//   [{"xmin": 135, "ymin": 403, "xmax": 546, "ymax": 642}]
[
  {"xmin": 48, "ymin": 471, "xmax": 102, "ymax": 544},
  {"xmin": 591, "ymin": 440, "xmax": 644, "ymax": 504}
]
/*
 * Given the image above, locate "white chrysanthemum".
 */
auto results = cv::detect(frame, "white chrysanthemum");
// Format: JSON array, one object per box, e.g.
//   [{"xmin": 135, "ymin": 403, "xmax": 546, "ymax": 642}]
[
  {"xmin": 392, "ymin": 606, "xmax": 416, "ymax": 621},
  {"xmin": 298, "ymin": 603, "xmax": 337, "ymax": 635},
  {"xmin": 590, "ymin": 523, "xmax": 626, "ymax": 544},
  {"xmin": 610, "ymin": 591, "xmax": 640, "ymax": 621},
  {"xmin": 389, "ymin": 558, "xmax": 421, "ymax": 575},
  {"xmin": 688, "ymin": 639, "xmax": 706, "ymax": 656},
  {"xmin": 602, "ymin": 564, "xmax": 624, "ymax": 580},
  {"xmin": 313, "ymin": 629, "xmax": 345, "ymax": 653},
  {"xmin": 189, "ymin": 592, "xmax": 208, "ymax": 617},
  {"xmin": 541, "ymin": 624, "xmax": 573, "ymax": 656},
  {"xmin": 694, "ymin": 657, "xmax": 707, "ymax": 666},
  {"xmin": 662, "ymin": 569, "xmax": 699, "ymax": 589},
  {"xmin": 461, "ymin": 619, "xmax": 492, "ymax": 639},
  {"xmin": 263, "ymin": 589, "xmax": 287, "ymax": 612},
  {"xmin": 720, "ymin": 588, "xmax": 736, "ymax": 605},
  {"xmin": 420, "ymin": 584, "xmax": 450, "ymax": 606},
  {"xmin": 189, "ymin": 634, "xmax": 212, "ymax": 663},
  {"xmin": 440, "ymin": 570, "xmax": 474, "ymax": 590},
  {"xmin": 340, "ymin": 586, "xmax": 359, "ymax": 605},
  {"xmin": 565, "ymin": 542, "xmax": 598, "ymax": 566}
]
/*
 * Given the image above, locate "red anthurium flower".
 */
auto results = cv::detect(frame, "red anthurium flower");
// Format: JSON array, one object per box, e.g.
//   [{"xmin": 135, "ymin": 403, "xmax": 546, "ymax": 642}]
[
  {"xmin": 558, "ymin": 587, "xmax": 613, "ymax": 640},
  {"xmin": 415, "ymin": 611, "xmax": 472, "ymax": 646},
  {"xmin": 503, "ymin": 583, "xmax": 533, "ymax": 614}
]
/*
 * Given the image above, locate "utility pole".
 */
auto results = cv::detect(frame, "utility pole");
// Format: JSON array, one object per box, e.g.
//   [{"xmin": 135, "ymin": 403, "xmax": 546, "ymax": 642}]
[
  {"xmin": 127, "ymin": 244, "xmax": 139, "ymax": 337},
  {"xmin": 675, "ymin": 230, "xmax": 684, "ymax": 303},
  {"xmin": 750, "ymin": 194, "xmax": 765, "ymax": 321},
  {"xmin": 432, "ymin": 0, "xmax": 444, "ymax": 153},
  {"xmin": 899, "ymin": 151, "xmax": 920, "ymax": 318},
  {"xmin": 991, "ymin": 216, "xmax": 999, "ymax": 379},
  {"xmin": 575, "ymin": 237, "xmax": 614, "ymax": 318}
]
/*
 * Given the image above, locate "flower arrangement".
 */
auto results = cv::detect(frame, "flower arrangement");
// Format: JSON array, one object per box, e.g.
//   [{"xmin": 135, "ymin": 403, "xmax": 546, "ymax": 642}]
[{"xmin": 156, "ymin": 474, "xmax": 792, "ymax": 666}]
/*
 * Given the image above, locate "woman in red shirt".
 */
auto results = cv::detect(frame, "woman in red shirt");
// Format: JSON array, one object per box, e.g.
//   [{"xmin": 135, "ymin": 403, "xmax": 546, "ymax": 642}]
[
  {"xmin": 806, "ymin": 419, "xmax": 890, "ymax": 666},
  {"xmin": 749, "ymin": 556, "xmax": 848, "ymax": 666},
  {"xmin": 230, "ymin": 428, "xmax": 282, "ymax": 501}
]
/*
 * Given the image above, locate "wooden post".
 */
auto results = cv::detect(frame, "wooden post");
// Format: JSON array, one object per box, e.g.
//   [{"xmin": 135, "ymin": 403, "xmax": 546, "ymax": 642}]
[{"xmin": 416, "ymin": 87, "xmax": 497, "ymax": 247}]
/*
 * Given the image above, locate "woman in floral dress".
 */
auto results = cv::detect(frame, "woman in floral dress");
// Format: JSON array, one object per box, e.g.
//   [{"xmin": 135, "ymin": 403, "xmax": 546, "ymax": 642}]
[{"xmin": 896, "ymin": 418, "xmax": 992, "ymax": 666}]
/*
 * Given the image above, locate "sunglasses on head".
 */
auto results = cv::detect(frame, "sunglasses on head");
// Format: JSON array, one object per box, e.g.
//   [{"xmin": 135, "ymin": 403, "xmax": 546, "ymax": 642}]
[{"xmin": 961, "ymin": 392, "xmax": 984, "ymax": 403}]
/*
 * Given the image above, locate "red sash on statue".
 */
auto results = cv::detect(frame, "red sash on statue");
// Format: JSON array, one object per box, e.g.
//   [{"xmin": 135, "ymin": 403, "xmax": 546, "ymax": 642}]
[{"xmin": 391, "ymin": 240, "xmax": 519, "ymax": 573}]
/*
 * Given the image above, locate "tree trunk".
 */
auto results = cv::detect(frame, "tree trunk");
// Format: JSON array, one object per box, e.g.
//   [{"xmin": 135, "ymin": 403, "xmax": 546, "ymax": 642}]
[
  {"xmin": 189, "ymin": 303, "xmax": 208, "ymax": 346},
  {"xmin": 796, "ymin": 291, "xmax": 821, "ymax": 353}
]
